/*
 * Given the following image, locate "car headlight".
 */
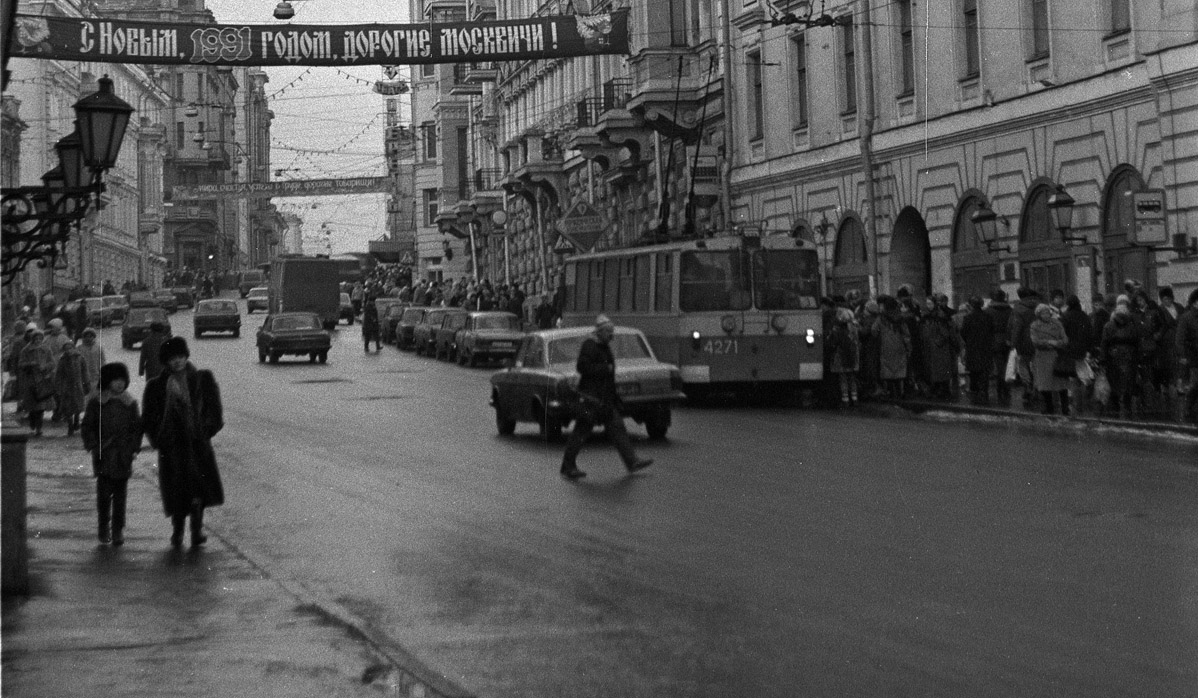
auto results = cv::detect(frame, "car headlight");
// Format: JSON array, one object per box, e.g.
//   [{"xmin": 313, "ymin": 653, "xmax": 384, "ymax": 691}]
[
  {"xmin": 691, "ymin": 330, "xmax": 701, "ymax": 350},
  {"xmin": 805, "ymin": 328, "xmax": 816, "ymax": 345},
  {"xmin": 770, "ymin": 315, "xmax": 788, "ymax": 332},
  {"xmin": 720, "ymin": 315, "xmax": 737, "ymax": 333}
]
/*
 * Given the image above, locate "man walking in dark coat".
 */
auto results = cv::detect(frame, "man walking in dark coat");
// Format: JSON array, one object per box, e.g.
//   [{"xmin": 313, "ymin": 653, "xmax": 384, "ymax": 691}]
[
  {"xmin": 960, "ymin": 296, "xmax": 994, "ymax": 401},
  {"xmin": 560, "ymin": 315, "xmax": 653, "ymax": 480},
  {"xmin": 141, "ymin": 337, "xmax": 225, "ymax": 548},
  {"xmin": 984, "ymin": 289, "xmax": 1013, "ymax": 399},
  {"xmin": 139, "ymin": 322, "xmax": 168, "ymax": 381}
]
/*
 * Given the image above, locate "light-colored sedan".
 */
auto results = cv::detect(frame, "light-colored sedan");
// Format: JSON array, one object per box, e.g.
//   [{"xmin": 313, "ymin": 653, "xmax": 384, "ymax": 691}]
[
  {"xmin": 245, "ymin": 286, "xmax": 269, "ymax": 314},
  {"xmin": 489, "ymin": 326, "xmax": 686, "ymax": 440}
]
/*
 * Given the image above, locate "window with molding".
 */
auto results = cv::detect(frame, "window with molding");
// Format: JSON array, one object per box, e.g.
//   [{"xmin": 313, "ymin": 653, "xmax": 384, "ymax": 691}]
[{"xmin": 791, "ymin": 34, "xmax": 809, "ymax": 130}]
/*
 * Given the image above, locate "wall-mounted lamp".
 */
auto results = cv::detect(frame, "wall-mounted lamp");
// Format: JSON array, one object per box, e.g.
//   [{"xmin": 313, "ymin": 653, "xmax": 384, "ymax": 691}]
[
  {"xmin": 274, "ymin": 0, "xmax": 310, "ymax": 20},
  {"xmin": 184, "ymin": 103, "xmax": 199, "ymax": 118},
  {"xmin": 1047, "ymin": 184, "xmax": 1085, "ymax": 243},
  {"xmin": 969, "ymin": 202, "xmax": 1012, "ymax": 253}
]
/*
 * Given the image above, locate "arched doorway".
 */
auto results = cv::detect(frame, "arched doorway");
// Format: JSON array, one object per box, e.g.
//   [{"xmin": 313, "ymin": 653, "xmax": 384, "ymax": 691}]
[
  {"xmin": 1101, "ymin": 165, "xmax": 1152, "ymax": 296},
  {"xmin": 1018, "ymin": 180, "xmax": 1074, "ymax": 297},
  {"xmin": 951, "ymin": 194, "xmax": 1001, "ymax": 305},
  {"xmin": 889, "ymin": 206, "xmax": 931, "ymax": 299},
  {"xmin": 830, "ymin": 215, "xmax": 869, "ymax": 297}
]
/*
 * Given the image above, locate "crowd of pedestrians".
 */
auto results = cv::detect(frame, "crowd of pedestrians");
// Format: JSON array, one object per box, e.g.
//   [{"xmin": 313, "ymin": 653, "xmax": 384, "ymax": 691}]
[{"xmin": 820, "ymin": 281, "xmax": 1198, "ymax": 424}]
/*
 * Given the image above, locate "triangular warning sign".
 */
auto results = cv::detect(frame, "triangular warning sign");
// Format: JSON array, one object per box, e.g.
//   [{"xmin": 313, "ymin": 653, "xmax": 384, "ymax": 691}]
[{"xmin": 553, "ymin": 234, "xmax": 576, "ymax": 254}]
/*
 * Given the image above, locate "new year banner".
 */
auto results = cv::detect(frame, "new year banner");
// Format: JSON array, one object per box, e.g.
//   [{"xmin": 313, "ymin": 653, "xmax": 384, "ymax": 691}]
[{"xmin": 10, "ymin": 10, "xmax": 629, "ymax": 67}]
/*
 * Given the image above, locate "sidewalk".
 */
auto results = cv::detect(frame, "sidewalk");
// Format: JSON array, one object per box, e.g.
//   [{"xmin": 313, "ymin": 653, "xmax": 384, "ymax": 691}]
[{"xmin": 0, "ymin": 410, "xmax": 472, "ymax": 698}]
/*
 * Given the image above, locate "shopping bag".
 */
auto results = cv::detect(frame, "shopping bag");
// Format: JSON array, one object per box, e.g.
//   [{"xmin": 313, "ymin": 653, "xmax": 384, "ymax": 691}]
[
  {"xmin": 1004, "ymin": 349, "xmax": 1018, "ymax": 383},
  {"xmin": 1075, "ymin": 358, "xmax": 1095, "ymax": 385},
  {"xmin": 1093, "ymin": 370, "xmax": 1111, "ymax": 404}
]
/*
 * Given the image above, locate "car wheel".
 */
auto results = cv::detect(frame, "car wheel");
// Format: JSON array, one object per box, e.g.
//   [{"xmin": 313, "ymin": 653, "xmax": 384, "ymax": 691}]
[
  {"xmin": 194, "ymin": 330, "xmax": 202, "ymax": 338},
  {"xmin": 309, "ymin": 353, "xmax": 317, "ymax": 363},
  {"xmin": 645, "ymin": 409, "xmax": 671, "ymax": 440},
  {"xmin": 318, "ymin": 351, "xmax": 328, "ymax": 364},
  {"xmin": 270, "ymin": 351, "xmax": 280, "ymax": 363},
  {"xmin": 233, "ymin": 328, "xmax": 240, "ymax": 338},
  {"xmin": 258, "ymin": 350, "xmax": 266, "ymax": 363},
  {"xmin": 495, "ymin": 405, "xmax": 516, "ymax": 435}
]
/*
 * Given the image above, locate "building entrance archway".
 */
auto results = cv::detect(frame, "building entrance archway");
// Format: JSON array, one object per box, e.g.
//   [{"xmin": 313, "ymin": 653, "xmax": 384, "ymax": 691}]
[{"xmin": 889, "ymin": 206, "xmax": 931, "ymax": 299}]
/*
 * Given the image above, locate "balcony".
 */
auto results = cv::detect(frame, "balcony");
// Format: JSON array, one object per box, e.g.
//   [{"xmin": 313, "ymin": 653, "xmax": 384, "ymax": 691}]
[
  {"xmin": 565, "ymin": 78, "xmax": 650, "ymax": 172},
  {"xmin": 626, "ymin": 51, "xmax": 716, "ymax": 142},
  {"xmin": 449, "ymin": 64, "xmax": 484, "ymax": 96},
  {"xmin": 462, "ymin": 61, "xmax": 499, "ymax": 84}
]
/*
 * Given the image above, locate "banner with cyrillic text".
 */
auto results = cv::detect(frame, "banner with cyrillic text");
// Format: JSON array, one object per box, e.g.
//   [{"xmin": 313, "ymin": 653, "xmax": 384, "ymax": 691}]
[
  {"xmin": 9, "ymin": 11, "xmax": 629, "ymax": 67},
  {"xmin": 172, "ymin": 177, "xmax": 392, "ymax": 200}
]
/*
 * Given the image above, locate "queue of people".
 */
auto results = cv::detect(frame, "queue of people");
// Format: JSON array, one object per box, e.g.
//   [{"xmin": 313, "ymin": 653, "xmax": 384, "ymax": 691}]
[{"xmin": 820, "ymin": 283, "xmax": 1198, "ymax": 423}]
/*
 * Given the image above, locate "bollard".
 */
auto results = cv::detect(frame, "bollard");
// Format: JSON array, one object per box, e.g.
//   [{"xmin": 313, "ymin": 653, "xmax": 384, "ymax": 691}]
[{"xmin": 2, "ymin": 424, "xmax": 29, "ymax": 596}]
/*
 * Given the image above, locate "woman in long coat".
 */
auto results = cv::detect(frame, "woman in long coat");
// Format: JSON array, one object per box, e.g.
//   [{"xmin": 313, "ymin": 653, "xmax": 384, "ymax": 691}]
[
  {"xmin": 1101, "ymin": 307, "xmax": 1142, "ymax": 416},
  {"xmin": 54, "ymin": 339, "xmax": 89, "ymax": 435},
  {"xmin": 18, "ymin": 329, "xmax": 56, "ymax": 436},
  {"xmin": 873, "ymin": 297, "xmax": 912, "ymax": 398},
  {"xmin": 959, "ymin": 296, "xmax": 994, "ymax": 399},
  {"xmin": 920, "ymin": 301, "xmax": 962, "ymax": 399},
  {"xmin": 141, "ymin": 337, "xmax": 224, "ymax": 548},
  {"xmin": 1030, "ymin": 303, "xmax": 1070, "ymax": 415}
]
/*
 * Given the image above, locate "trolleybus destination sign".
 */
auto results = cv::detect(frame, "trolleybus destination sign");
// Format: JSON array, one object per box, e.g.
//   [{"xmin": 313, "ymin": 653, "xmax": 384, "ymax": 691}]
[{"xmin": 9, "ymin": 11, "xmax": 629, "ymax": 67}]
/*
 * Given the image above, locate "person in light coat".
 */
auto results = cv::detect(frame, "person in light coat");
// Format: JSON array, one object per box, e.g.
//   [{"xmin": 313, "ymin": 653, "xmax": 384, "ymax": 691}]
[{"xmin": 1030, "ymin": 303, "xmax": 1070, "ymax": 415}]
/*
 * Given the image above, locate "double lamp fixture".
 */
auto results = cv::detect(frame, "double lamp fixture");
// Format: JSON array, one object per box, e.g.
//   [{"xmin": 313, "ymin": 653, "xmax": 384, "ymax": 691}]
[{"xmin": 1, "ymin": 75, "xmax": 135, "ymax": 284}]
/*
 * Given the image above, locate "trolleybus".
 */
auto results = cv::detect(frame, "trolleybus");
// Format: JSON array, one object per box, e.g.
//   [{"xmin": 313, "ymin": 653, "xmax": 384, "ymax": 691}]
[{"xmin": 559, "ymin": 230, "xmax": 824, "ymax": 396}]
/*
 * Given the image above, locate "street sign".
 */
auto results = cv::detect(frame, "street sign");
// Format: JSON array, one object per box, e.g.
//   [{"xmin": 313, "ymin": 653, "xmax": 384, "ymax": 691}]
[
  {"xmin": 400, "ymin": 252, "xmax": 414, "ymax": 265},
  {"xmin": 1132, "ymin": 189, "xmax": 1167, "ymax": 245},
  {"xmin": 555, "ymin": 200, "xmax": 608, "ymax": 252},
  {"xmin": 552, "ymin": 234, "xmax": 576, "ymax": 254}
]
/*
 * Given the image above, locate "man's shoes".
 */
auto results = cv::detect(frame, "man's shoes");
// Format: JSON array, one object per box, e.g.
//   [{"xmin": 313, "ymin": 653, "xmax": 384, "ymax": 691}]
[
  {"xmin": 98, "ymin": 527, "xmax": 111, "ymax": 545},
  {"xmin": 627, "ymin": 458, "xmax": 654, "ymax": 473},
  {"xmin": 560, "ymin": 468, "xmax": 586, "ymax": 480},
  {"xmin": 170, "ymin": 531, "xmax": 183, "ymax": 548},
  {"xmin": 112, "ymin": 530, "xmax": 124, "ymax": 546},
  {"xmin": 191, "ymin": 533, "xmax": 207, "ymax": 547}
]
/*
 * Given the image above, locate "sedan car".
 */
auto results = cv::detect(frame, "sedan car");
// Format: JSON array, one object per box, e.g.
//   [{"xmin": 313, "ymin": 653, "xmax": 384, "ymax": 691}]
[
  {"xmin": 256, "ymin": 312, "xmax": 331, "ymax": 364},
  {"xmin": 82, "ymin": 297, "xmax": 107, "ymax": 327},
  {"xmin": 245, "ymin": 286, "xmax": 269, "ymax": 313},
  {"xmin": 152, "ymin": 289, "xmax": 178, "ymax": 313},
  {"xmin": 375, "ymin": 298, "xmax": 406, "ymax": 344},
  {"xmin": 339, "ymin": 292, "xmax": 355, "ymax": 325},
  {"xmin": 412, "ymin": 307, "xmax": 453, "ymax": 356},
  {"xmin": 193, "ymin": 299, "xmax": 241, "ymax": 338},
  {"xmin": 489, "ymin": 326, "xmax": 686, "ymax": 440},
  {"xmin": 120, "ymin": 307, "xmax": 171, "ymax": 348},
  {"xmin": 395, "ymin": 306, "xmax": 429, "ymax": 350},
  {"xmin": 127, "ymin": 291, "xmax": 159, "ymax": 309},
  {"xmin": 102, "ymin": 295, "xmax": 129, "ymax": 324},
  {"xmin": 432, "ymin": 308, "xmax": 470, "ymax": 361},
  {"xmin": 455, "ymin": 312, "xmax": 524, "ymax": 367},
  {"xmin": 171, "ymin": 287, "xmax": 196, "ymax": 309}
]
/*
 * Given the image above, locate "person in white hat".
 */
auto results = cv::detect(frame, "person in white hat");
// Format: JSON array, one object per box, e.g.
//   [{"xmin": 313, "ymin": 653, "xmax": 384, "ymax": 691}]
[{"xmin": 560, "ymin": 315, "xmax": 653, "ymax": 479}]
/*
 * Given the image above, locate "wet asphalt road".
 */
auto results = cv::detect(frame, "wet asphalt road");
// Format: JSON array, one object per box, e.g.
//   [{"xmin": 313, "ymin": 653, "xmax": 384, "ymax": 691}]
[{"xmin": 102, "ymin": 299, "xmax": 1198, "ymax": 698}]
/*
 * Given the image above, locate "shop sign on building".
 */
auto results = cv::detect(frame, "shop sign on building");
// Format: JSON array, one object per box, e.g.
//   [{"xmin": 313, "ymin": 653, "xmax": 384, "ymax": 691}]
[{"xmin": 1132, "ymin": 189, "xmax": 1167, "ymax": 245}]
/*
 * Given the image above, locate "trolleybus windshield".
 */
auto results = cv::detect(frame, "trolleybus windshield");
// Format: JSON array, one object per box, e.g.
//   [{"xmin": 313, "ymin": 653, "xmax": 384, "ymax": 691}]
[
  {"xmin": 679, "ymin": 250, "xmax": 752, "ymax": 312},
  {"xmin": 752, "ymin": 249, "xmax": 821, "ymax": 310}
]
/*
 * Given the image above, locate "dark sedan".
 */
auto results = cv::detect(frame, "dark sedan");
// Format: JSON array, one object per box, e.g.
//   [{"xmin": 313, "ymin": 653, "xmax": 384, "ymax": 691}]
[
  {"xmin": 127, "ymin": 291, "xmax": 159, "ymax": 309},
  {"xmin": 152, "ymin": 289, "xmax": 178, "ymax": 313},
  {"xmin": 193, "ymin": 299, "xmax": 241, "ymax": 338},
  {"xmin": 489, "ymin": 326, "xmax": 686, "ymax": 440},
  {"xmin": 376, "ymin": 298, "xmax": 406, "ymax": 344},
  {"xmin": 432, "ymin": 308, "xmax": 470, "ymax": 361},
  {"xmin": 170, "ymin": 287, "xmax": 196, "ymax": 309},
  {"xmin": 120, "ymin": 307, "xmax": 171, "ymax": 349},
  {"xmin": 413, "ymin": 307, "xmax": 453, "ymax": 356},
  {"xmin": 455, "ymin": 311, "xmax": 524, "ymax": 366},
  {"xmin": 256, "ymin": 312, "xmax": 331, "ymax": 364},
  {"xmin": 396, "ymin": 306, "xmax": 429, "ymax": 350}
]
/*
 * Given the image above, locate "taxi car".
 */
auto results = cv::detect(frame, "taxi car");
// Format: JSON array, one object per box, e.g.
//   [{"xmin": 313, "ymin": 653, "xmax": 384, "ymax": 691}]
[
  {"xmin": 455, "ymin": 311, "xmax": 524, "ymax": 367},
  {"xmin": 256, "ymin": 312, "xmax": 331, "ymax": 363},
  {"xmin": 432, "ymin": 308, "xmax": 470, "ymax": 361},
  {"xmin": 152, "ymin": 289, "xmax": 178, "ymax": 313},
  {"xmin": 339, "ymin": 292, "xmax": 355, "ymax": 325},
  {"xmin": 245, "ymin": 286, "xmax": 269, "ymax": 313},
  {"xmin": 193, "ymin": 299, "xmax": 241, "ymax": 338},
  {"xmin": 102, "ymin": 295, "xmax": 129, "ymax": 324},
  {"xmin": 395, "ymin": 306, "xmax": 429, "ymax": 350},
  {"xmin": 171, "ymin": 287, "xmax": 196, "ymax": 309},
  {"xmin": 375, "ymin": 297, "xmax": 407, "ymax": 344},
  {"xmin": 489, "ymin": 326, "xmax": 686, "ymax": 440},
  {"xmin": 413, "ymin": 307, "xmax": 453, "ymax": 356},
  {"xmin": 120, "ymin": 307, "xmax": 171, "ymax": 348}
]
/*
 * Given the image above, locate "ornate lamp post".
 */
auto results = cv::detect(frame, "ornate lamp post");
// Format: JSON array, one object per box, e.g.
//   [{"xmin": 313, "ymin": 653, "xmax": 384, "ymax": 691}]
[{"xmin": 1, "ymin": 75, "xmax": 134, "ymax": 284}]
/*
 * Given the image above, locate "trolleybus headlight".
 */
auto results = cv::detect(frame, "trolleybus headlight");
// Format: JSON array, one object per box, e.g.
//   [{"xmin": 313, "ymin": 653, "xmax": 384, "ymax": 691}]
[
  {"xmin": 720, "ymin": 315, "xmax": 736, "ymax": 333},
  {"xmin": 691, "ymin": 330, "xmax": 701, "ymax": 350},
  {"xmin": 771, "ymin": 315, "xmax": 788, "ymax": 332},
  {"xmin": 805, "ymin": 328, "xmax": 816, "ymax": 345}
]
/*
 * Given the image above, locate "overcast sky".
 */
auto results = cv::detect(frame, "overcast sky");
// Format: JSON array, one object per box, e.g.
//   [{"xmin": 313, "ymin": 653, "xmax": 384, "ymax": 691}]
[{"xmin": 205, "ymin": 0, "xmax": 411, "ymax": 255}]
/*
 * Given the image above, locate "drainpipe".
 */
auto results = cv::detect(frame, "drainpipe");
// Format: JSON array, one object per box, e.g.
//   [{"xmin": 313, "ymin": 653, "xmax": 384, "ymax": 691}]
[
  {"xmin": 719, "ymin": 0, "xmax": 734, "ymax": 232},
  {"xmin": 860, "ymin": 0, "xmax": 880, "ymax": 296},
  {"xmin": 535, "ymin": 192, "xmax": 549, "ymax": 293}
]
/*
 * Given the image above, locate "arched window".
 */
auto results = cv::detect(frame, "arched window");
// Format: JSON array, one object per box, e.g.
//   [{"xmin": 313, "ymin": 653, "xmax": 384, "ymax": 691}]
[
  {"xmin": 951, "ymin": 195, "xmax": 999, "ymax": 304},
  {"xmin": 834, "ymin": 218, "xmax": 867, "ymax": 266},
  {"xmin": 1020, "ymin": 185, "xmax": 1054, "ymax": 244},
  {"xmin": 1101, "ymin": 165, "xmax": 1149, "ymax": 295}
]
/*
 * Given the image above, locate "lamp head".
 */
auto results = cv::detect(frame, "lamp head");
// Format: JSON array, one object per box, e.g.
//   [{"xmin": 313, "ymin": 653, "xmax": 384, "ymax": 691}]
[{"xmin": 72, "ymin": 75, "xmax": 135, "ymax": 171}]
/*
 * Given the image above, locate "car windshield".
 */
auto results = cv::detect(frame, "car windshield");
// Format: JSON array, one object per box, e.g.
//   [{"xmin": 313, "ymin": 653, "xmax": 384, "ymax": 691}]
[
  {"xmin": 128, "ymin": 309, "xmax": 165, "ymax": 323},
  {"xmin": 476, "ymin": 315, "xmax": 518, "ymax": 330},
  {"xmin": 273, "ymin": 316, "xmax": 320, "ymax": 330},
  {"xmin": 548, "ymin": 333, "xmax": 650, "ymax": 365},
  {"xmin": 248, "ymin": 288, "xmax": 267, "ymax": 297},
  {"xmin": 199, "ymin": 301, "xmax": 237, "ymax": 312}
]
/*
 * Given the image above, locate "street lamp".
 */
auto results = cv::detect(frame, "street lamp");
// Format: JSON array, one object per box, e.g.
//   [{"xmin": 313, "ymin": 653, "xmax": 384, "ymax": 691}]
[
  {"xmin": 73, "ymin": 75, "xmax": 134, "ymax": 175},
  {"xmin": 1047, "ymin": 184, "xmax": 1085, "ymax": 243},
  {"xmin": 813, "ymin": 214, "xmax": 833, "ymax": 293},
  {"xmin": 273, "ymin": 0, "xmax": 311, "ymax": 20},
  {"xmin": 969, "ymin": 201, "xmax": 1012, "ymax": 253}
]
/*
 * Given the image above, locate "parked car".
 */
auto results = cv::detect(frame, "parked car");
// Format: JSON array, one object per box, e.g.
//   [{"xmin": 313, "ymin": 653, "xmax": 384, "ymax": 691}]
[
  {"xmin": 455, "ymin": 311, "xmax": 524, "ymax": 367},
  {"xmin": 127, "ymin": 291, "xmax": 159, "ymax": 309},
  {"xmin": 375, "ymin": 298, "xmax": 406, "ymax": 344},
  {"xmin": 102, "ymin": 295, "xmax": 129, "ymax": 324},
  {"xmin": 412, "ymin": 307, "xmax": 453, "ymax": 356},
  {"xmin": 152, "ymin": 289, "xmax": 178, "ymax": 313},
  {"xmin": 256, "ymin": 312, "xmax": 331, "ymax": 364},
  {"xmin": 82, "ymin": 297, "xmax": 107, "ymax": 327},
  {"xmin": 120, "ymin": 307, "xmax": 171, "ymax": 349},
  {"xmin": 237, "ymin": 269, "xmax": 266, "ymax": 298},
  {"xmin": 170, "ymin": 287, "xmax": 196, "ymax": 309},
  {"xmin": 395, "ymin": 306, "xmax": 429, "ymax": 350},
  {"xmin": 245, "ymin": 286, "xmax": 269, "ymax": 313},
  {"xmin": 193, "ymin": 299, "xmax": 241, "ymax": 338},
  {"xmin": 432, "ymin": 308, "xmax": 470, "ymax": 361},
  {"xmin": 339, "ymin": 292, "xmax": 355, "ymax": 325},
  {"xmin": 489, "ymin": 326, "xmax": 686, "ymax": 440}
]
